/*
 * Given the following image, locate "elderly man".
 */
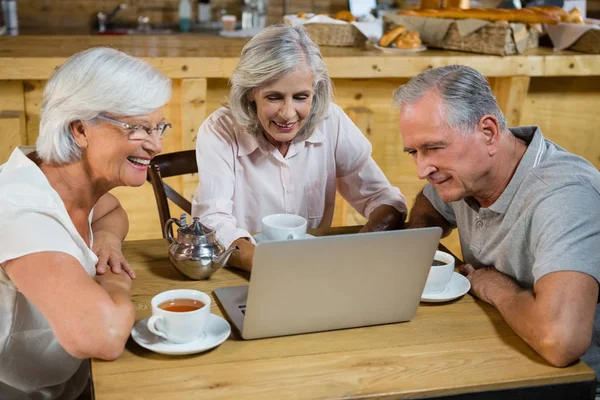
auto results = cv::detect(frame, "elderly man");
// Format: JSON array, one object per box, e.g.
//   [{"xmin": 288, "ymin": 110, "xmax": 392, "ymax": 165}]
[{"xmin": 396, "ymin": 65, "xmax": 600, "ymax": 381}]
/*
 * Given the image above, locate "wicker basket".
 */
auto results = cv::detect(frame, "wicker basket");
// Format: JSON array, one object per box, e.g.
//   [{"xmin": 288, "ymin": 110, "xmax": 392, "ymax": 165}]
[
  {"xmin": 569, "ymin": 30, "xmax": 600, "ymax": 54},
  {"xmin": 302, "ymin": 23, "xmax": 368, "ymax": 47}
]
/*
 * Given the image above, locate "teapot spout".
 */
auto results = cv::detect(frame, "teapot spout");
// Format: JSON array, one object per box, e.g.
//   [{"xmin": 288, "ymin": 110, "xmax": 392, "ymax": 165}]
[{"xmin": 212, "ymin": 246, "xmax": 239, "ymax": 269}]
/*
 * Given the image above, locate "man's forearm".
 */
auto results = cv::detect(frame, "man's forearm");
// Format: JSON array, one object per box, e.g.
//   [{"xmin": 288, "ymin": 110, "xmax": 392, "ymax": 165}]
[
  {"xmin": 406, "ymin": 190, "xmax": 454, "ymax": 237},
  {"xmin": 477, "ymin": 273, "xmax": 588, "ymax": 367}
]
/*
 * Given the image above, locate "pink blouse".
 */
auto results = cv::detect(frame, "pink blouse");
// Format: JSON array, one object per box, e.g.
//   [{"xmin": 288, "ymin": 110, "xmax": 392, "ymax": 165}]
[{"xmin": 192, "ymin": 103, "xmax": 407, "ymax": 249}]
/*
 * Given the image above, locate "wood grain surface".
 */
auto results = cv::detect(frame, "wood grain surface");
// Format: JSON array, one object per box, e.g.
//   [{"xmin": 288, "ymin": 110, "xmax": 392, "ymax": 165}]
[{"xmin": 91, "ymin": 236, "xmax": 595, "ymax": 400}]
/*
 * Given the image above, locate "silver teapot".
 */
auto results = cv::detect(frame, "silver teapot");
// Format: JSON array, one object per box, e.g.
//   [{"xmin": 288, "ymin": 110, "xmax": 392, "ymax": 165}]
[{"xmin": 165, "ymin": 214, "xmax": 238, "ymax": 280}]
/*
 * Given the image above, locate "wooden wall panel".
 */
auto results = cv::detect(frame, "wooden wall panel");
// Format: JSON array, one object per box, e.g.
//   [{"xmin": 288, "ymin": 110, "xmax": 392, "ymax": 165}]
[
  {"xmin": 23, "ymin": 80, "xmax": 45, "ymax": 146},
  {"xmin": 521, "ymin": 76, "xmax": 600, "ymax": 169},
  {"xmin": 0, "ymin": 81, "xmax": 26, "ymax": 163}
]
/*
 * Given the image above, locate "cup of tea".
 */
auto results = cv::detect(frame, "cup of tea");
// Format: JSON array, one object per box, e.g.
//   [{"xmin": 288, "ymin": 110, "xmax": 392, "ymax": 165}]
[
  {"xmin": 262, "ymin": 213, "xmax": 307, "ymax": 241},
  {"xmin": 147, "ymin": 289, "xmax": 211, "ymax": 343},
  {"xmin": 423, "ymin": 250, "xmax": 455, "ymax": 295}
]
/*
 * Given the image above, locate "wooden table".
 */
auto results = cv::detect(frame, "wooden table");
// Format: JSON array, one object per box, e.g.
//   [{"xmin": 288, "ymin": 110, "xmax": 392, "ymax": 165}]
[{"xmin": 91, "ymin": 228, "xmax": 596, "ymax": 400}]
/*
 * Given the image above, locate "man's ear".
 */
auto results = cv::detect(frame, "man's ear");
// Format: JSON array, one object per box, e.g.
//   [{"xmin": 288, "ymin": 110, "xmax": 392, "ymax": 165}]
[
  {"xmin": 70, "ymin": 120, "xmax": 88, "ymax": 149},
  {"xmin": 479, "ymin": 115, "xmax": 500, "ymax": 156}
]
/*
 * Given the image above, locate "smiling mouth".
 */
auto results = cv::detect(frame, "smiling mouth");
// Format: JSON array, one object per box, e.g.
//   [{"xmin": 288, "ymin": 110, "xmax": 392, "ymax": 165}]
[
  {"xmin": 272, "ymin": 121, "xmax": 297, "ymax": 129},
  {"xmin": 127, "ymin": 156, "xmax": 150, "ymax": 168},
  {"xmin": 430, "ymin": 177, "xmax": 451, "ymax": 186}
]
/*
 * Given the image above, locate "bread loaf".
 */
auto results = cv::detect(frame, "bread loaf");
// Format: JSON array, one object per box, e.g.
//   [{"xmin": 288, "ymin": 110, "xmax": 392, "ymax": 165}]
[
  {"xmin": 397, "ymin": 7, "xmax": 560, "ymax": 24},
  {"xmin": 379, "ymin": 25, "xmax": 407, "ymax": 47},
  {"xmin": 333, "ymin": 10, "xmax": 356, "ymax": 22},
  {"xmin": 568, "ymin": 7, "xmax": 584, "ymax": 24},
  {"xmin": 525, "ymin": 6, "xmax": 569, "ymax": 22},
  {"xmin": 394, "ymin": 31, "xmax": 422, "ymax": 49}
]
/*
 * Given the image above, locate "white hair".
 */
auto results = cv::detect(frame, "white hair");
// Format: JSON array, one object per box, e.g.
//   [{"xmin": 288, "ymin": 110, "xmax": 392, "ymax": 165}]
[
  {"xmin": 37, "ymin": 47, "xmax": 172, "ymax": 164},
  {"xmin": 393, "ymin": 65, "xmax": 506, "ymax": 134},
  {"xmin": 229, "ymin": 24, "xmax": 333, "ymax": 141}
]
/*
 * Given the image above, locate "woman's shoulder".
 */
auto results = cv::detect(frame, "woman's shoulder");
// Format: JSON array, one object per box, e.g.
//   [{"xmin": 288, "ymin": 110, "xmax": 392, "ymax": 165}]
[
  {"xmin": 316, "ymin": 102, "xmax": 355, "ymax": 135},
  {"xmin": 199, "ymin": 107, "xmax": 241, "ymax": 141}
]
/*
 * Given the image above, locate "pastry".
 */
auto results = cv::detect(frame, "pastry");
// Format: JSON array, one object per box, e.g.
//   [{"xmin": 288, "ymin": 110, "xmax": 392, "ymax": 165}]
[
  {"xmin": 333, "ymin": 10, "xmax": 356, "ymax": 22},
  {"xmin": 568, "ymin": 7, "xmax": 584, "ymax": 24},
  {"xmin": 394, "ymin": 31, "xmax": 422, "ymax": 49},
  {"xmin": 378, "ymin": 25, "xmax": 407, "ymax": 47}
]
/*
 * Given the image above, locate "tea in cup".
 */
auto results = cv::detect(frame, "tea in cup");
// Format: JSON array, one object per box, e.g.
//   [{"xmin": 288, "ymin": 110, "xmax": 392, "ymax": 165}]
[
  {"xmin": 423, "ymin": 250, "xmax": 455, "ymax": 295},
  {"xmin": 147, "ymin": 289, "xmax": 211, "ymax": 343},
  {"xmin": 262, "ymin": 213, "xmax": 307, "ymax": 241}
]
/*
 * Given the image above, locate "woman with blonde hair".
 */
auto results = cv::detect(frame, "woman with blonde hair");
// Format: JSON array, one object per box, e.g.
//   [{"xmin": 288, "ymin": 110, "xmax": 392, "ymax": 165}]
[{"xmin": 193, "ymin": 25, "xmax": 406, "ymax": 271}]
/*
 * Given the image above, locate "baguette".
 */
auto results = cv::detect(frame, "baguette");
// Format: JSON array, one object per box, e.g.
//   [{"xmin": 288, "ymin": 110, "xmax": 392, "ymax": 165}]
[
  {"xmin": 525, "ymin": 6, "xmax": 569, "ymax": 22},
  {"xmin": 379, "ymin": 25, "xmax": 407, "ymax": 47},
  {"xmin": 397, "ymin": 7, "xmax": 560, "ymax": 24}
]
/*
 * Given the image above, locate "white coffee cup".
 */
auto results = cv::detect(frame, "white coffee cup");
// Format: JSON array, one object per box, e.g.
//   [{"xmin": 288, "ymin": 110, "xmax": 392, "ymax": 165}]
[
  {"xmin": 147, "ymin": 289, "xmax": 211, "ymax": 344},
  {"xmin": 423, "ymin": 250, "xmax": 455, "ymax": 295},
  {"xmin": 262, "ymin": 213, "xmax": 307, "ymax": 241}
]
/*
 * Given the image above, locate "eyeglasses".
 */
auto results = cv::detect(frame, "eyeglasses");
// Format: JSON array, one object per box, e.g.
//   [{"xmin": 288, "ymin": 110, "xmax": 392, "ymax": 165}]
[{"xmin": 96, "ymin": 115, "xmax": 172, "ymax": 140}]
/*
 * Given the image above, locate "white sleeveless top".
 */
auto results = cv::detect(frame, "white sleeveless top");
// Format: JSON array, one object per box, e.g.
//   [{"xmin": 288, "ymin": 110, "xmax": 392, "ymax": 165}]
[{"xmin": 0, "ymin": 148, "xmax": 98, "ymax": 399}]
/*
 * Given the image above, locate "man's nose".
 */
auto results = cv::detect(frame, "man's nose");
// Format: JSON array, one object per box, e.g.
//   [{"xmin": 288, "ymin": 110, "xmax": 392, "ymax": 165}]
[{"xmin": 416, "ymin": 157, "xmax": 437, "ymax": 180}]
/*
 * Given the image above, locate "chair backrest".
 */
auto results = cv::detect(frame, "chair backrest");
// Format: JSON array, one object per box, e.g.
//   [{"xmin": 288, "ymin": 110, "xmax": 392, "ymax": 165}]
[{"xmin": 146, "ymin": 150, "xmax": 197, "ymax": 238}]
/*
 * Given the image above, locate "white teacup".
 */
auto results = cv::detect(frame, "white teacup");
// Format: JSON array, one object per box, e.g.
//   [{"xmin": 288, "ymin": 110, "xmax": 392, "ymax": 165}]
[
  {"xmin": 423, "ymin": 250, "xmax": 455, "ymax": 295},
  {"xmin": 147, "ymin": 289, "xmax": 211, "ymax": 343},
  {"xmin": 262, "ymin": 213, "xmax": 307, "ymax": 241}
]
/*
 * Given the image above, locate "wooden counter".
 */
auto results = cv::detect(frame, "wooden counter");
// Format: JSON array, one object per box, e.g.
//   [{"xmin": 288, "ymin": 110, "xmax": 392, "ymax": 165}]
[
  {"xmin": 2, "ymin": 35, "xmax": 600, "ymax": 256},
  {"xmin": 1, "ymin": 36, "xmax": 600, "ymax": 79}
]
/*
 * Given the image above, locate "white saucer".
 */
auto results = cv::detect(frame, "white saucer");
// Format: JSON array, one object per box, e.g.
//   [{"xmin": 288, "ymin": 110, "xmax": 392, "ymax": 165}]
[
  {"xmin": 421, "ymin": 272, "xmax": 471, "ymax": 303},
  {"xmin": 374, "ymin": 44, "xmax": 427, "ymax": 53},
  {"xmin": 131, "ymin": 314, "xmax": 231, "ymax": 355},
  {"xmin": 253, "ymin": 233, "xmax": 315, "ymax": 244}
]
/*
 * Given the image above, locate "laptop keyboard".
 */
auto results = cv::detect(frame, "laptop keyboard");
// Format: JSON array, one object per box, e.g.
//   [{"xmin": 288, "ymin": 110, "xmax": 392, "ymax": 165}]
[{"xmin": 238, "ymin": 304, "xmax": 247, "ymax": 315}]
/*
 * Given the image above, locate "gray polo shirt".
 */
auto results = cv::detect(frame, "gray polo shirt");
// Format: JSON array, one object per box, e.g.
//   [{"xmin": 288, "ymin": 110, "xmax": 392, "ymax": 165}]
[{"xmin": 424, "ymin": 126, "xmax": 600, "ymax": 381}]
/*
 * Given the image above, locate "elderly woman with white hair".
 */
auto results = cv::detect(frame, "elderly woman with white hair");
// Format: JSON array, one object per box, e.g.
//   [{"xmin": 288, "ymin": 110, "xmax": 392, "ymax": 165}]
[
  {"xmin": 193, "ymin": 25, "xmax": 407, "ymax": 271},
  {"xmin": 0, "ymin": 47, "xmax": 171, "ymax": 398}
]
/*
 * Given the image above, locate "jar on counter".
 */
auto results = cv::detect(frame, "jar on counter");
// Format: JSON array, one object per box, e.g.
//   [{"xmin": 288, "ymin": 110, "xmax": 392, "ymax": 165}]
[{"xmin": 221, "ymin": 14, "xmax": 236, "ymax": 32}]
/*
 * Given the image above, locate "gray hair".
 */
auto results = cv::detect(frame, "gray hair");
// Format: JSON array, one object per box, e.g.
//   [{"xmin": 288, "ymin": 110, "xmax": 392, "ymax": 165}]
[
  {"xmin": 393, "ymin": 65, "xmax": 506, "ymax": 134},
  {"xmin": 37, "ymin": 47, "xmax": 172, "ymax": 164},
  {"xmin": 229, "ymin": 24, "xmax": 333, "ymax": 141}
]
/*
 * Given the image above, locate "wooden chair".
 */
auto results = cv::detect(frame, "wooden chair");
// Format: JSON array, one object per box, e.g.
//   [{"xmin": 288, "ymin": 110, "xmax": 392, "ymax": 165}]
[{"xmin": 146, "ymin": 150, "xmax": 197, "ymax": 238}]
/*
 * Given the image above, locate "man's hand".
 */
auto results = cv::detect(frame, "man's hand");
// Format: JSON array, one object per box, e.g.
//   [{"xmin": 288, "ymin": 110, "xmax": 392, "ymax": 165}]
[
  {"xmin": 458, "ymin": 263, "xmax": 518, "ymax": 305},
  {"xmin": 93, "ymin": 231, "xmax": 135, "ymax": 279},
  {"xmin": 360, "ymin": 204, "xmax": 406, "ymax": 233}
]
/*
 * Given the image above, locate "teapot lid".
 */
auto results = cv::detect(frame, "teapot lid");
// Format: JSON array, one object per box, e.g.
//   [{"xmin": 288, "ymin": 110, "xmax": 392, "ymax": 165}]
[{"xmin": 179, "ymin": 216, "xmax": 214, "ymax": 236}]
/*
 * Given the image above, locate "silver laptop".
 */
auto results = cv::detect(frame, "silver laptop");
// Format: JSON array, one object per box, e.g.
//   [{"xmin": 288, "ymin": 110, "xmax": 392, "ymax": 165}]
[{"xmin": 213, "ymin": 227, "xmax": 442, "ymax": 340}]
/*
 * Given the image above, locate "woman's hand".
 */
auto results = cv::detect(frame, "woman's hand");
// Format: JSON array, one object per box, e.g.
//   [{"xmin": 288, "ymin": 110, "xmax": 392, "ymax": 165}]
[
  {"xmin": 93, "ymin": 231, "xmax": 136, "ymax": 279},
  {"xmin": 227, "ymin": 238, "xmax": 255, "ymax": 272},
  {"xmin": 360, "ymin": 204, "xmax": 406, "ymax": 233}
]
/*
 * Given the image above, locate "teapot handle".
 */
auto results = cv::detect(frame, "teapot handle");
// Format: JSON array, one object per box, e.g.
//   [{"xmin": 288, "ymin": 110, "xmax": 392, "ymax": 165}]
[{"xmin": 164, "ymin": 218, "xmax": 181, "ymax": 244}]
